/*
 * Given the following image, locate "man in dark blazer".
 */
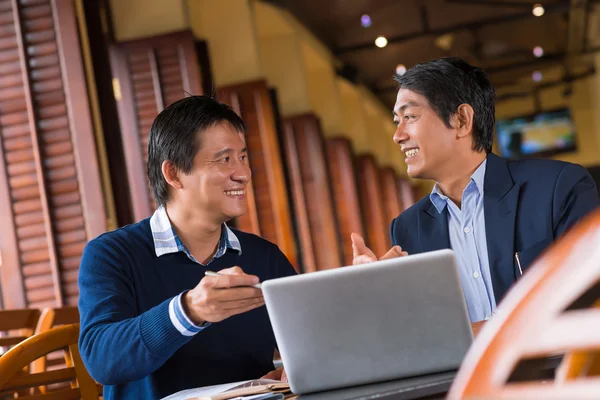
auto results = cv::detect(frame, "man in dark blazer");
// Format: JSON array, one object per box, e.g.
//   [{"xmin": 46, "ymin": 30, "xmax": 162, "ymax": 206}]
[{"xmin": 352, "ymin": 57, "xmax": 599, "ymax": 325}]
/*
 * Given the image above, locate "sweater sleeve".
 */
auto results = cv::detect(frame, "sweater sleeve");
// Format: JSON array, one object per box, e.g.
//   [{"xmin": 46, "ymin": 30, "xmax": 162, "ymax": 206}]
[{"xmin": 77, "ymin": 238, "xmax": 194, "ymax": 385}]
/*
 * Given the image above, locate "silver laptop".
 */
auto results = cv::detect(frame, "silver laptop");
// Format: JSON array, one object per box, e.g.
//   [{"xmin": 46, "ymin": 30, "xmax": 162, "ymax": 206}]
[{"xmin": 262, "ymin": 249, "xmax": 472, "ymax": 395}]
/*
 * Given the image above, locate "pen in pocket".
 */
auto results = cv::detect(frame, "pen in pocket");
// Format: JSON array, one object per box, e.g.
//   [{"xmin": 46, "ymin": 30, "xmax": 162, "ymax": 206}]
[{"xmin": 514, "ymin": 252, "xmax": 523, "ymax": 276}]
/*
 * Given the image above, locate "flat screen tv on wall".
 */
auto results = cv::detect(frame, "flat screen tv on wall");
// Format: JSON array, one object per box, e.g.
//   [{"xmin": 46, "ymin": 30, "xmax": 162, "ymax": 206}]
[{"xmin": 495, "ymin": 108, "xmax": 577, "ymax": 159}]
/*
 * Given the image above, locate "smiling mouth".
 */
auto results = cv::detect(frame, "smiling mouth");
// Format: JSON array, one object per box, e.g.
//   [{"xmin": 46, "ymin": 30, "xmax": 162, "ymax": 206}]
[
  {"xmin": 224, "ymin": 190, "xmax": 245, "ymax": 196},
  {"xmin": 405, "ymin": 148, "xmax": 420, "ymax": 158}
]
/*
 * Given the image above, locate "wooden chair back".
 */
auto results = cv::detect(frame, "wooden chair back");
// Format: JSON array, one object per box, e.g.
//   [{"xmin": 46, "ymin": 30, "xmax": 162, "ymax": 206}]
[
  {"xmin": 0, "ymin": 323, "xmax": 99, "ymax": 399},
  {"xmin": 0, "ymin": 309, "xmax": 40, "ymax": 352},
  {"xmin": 448, "ymin": 209, "xmax": 600, "ymax": 399}
]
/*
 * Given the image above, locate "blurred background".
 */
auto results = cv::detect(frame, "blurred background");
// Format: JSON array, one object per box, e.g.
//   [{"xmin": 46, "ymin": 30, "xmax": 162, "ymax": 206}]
[{"xmin": 1, "ymin": 0, "xmax": 600, "ymax": 310}]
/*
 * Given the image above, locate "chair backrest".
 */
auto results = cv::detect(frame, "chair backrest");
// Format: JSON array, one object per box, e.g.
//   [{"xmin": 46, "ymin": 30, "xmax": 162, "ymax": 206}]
[
  {"xmin": 0, "ymin": 309, "xmax": 40, "ymax": 351},
  {"xmin": 0, "ymin": 323, "xmax": 99, "ymax": 399},
  {"xmin": 34, "ymin": 306, "xmax": 80, "ymax": 334},
  {"xmin": 448, "ymin": 209, "xmax": 600, "ymax": 399}
]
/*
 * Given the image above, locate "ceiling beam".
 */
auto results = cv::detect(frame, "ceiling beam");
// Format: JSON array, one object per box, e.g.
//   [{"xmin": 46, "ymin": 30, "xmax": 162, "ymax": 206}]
[
  {"xmin": 373, "ymin": 46, "xmax": 600, "ymax": 93},
  {"xmin": 446, "ymin": 0, "xmax": 557, "ymax": 8},
  {"xmin": 335, "ymin": 1, "xmax": 575, "ymax": 55}
]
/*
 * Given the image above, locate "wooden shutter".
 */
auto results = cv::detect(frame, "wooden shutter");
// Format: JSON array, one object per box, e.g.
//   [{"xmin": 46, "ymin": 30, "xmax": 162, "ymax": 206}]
[
  {"xmin": 325, "ymin": 137, "xmax": 365, "ymax": 266},
  {"xmin": 380, "ymin": 167, "xmax": 402, "ymax": 226},
  {"xmin": 110, "ymin": 30, "xmax": 202, "ymax": 221},
  {"xmin": 281, "ymin": 114, "xmax": 341, "ymax": 272},
  {"xmin": 0, "ymin": 0, "xmax": 106, "ymax": 309},
  {"xmin": 217, "ymin": 80, "xmax": 297, "ymax": 268},
  {"xmin": 355, "ymin": 155, "xmax": 390, "ymax": 257}
]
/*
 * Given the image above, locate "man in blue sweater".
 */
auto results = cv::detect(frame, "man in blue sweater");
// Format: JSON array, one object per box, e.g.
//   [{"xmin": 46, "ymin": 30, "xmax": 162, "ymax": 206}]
[{"xmin": 78, "ymin": 96, "xmax": 296, "ymax": 400}]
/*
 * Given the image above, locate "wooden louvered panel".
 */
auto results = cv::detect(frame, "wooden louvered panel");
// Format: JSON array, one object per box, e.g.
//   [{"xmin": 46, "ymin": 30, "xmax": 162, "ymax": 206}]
[
  {"xmin": 355, "ymin": 155, "xmax": 390, "ymax": 257},
  {"xmin": 397, "ymin": 176, "xmax": 416, "ymax": 212},
  {"xmin": 0, "ymin": 0, "xmax": 106, "ymax": 309},
  {"xmin": 111, "ymin": 30, "xmax": 202, "ymax": 221},
  {"xmin": 325, "ymin": 137, "xmax": 365, "ymax": 266},
  {"xmin": 380, "ymin": 167, "xmax": 402, "ymax": 227},
  {"xmin": 282, "ymin": 114, "xmax": 341, "ymax": 272},
  {"xmin": 217, "ymin": 81, "xmax": 298, "ymax": 269}
]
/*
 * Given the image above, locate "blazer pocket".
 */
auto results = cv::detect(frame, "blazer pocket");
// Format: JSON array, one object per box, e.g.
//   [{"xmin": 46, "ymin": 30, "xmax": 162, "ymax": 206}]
[{"xmin": 516, "ymin": 238, "xmax": 554, "ymax": 274}]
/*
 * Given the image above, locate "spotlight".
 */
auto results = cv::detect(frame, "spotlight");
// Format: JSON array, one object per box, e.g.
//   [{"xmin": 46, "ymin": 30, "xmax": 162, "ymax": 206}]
[
  {"xmin": 361, "ymin": 14, "xmax": 372, "ymax": 28},
  {"xmin": 533, "ymin": 46, "xmax": 544, "ymax": 58},
  {"xmin": 395, "ymin": 64, "xmax": 407, "ymax": 75},
  {"xmin": 375, "ymin": 36, "xmax": 388, "ymax": 48},
  {"xmin": 532, "ymin": 4, "xmax": 545, "ymax": 17},
  {"xmin": 532, "ymin": 71, "xmax": 543, "ymax": 82}
]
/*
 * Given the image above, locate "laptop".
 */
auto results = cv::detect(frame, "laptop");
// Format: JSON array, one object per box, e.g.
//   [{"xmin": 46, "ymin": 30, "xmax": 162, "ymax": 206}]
[{"xmin": 262, "ymin": 249, "xmax": 472, "ymax": 395}]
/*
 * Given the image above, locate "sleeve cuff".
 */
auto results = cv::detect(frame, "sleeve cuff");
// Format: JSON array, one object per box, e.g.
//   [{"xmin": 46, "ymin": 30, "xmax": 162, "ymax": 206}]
[{"xmin": 169, "ymin": 291, "xmax": 211, "ymax": 336}]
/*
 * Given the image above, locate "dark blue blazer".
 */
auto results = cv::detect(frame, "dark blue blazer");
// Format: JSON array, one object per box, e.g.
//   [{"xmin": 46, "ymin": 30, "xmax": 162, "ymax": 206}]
[{"xmin": 390, "ymin": 153, "xmax": 599, "ymax": 303}]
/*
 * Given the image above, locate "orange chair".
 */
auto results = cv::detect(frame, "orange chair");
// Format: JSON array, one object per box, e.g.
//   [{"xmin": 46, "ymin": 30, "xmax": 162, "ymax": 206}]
[
  {"xmin": 448, "ymin": 209, "xmax": 600, "ymax": 399},
  {"xmin": 0, "ymin": 323, "xmax": 100, "ymax": 399},
  {"xmin": 0, "ymin": 309, "xmax": 40, "ymax": 353}
]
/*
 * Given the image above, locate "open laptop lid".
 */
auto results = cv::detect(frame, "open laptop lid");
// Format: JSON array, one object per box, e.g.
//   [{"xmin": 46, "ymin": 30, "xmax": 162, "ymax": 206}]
[{"xmin": 262, "ymin": 249, "xmax": 472, "ymax": 394}]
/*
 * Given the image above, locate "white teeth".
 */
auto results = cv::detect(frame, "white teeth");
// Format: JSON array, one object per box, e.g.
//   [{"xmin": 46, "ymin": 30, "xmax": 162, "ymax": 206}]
[
  {"xmin": 225, "ymin": 190, "xmax": 245, "ymax": 196},
  {"xmin": 405, "ymin": 148, "xmax": 419, "ymax": 158}
]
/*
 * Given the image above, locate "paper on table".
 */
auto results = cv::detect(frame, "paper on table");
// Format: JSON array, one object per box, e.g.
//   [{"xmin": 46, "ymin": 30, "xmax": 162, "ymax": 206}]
[{"xmin": 160, "ymin": 379, "xmax": 284, "ymax": 400}]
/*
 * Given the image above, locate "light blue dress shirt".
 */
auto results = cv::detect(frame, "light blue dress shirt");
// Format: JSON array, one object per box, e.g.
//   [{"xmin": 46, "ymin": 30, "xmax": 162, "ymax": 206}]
[{"xmin": 429, "ymin": 160, "xmax": 496, "ymax": 322}]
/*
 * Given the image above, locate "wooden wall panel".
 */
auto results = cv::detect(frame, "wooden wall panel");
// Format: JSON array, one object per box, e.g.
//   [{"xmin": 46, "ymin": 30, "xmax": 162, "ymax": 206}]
[
  {"xmin": 0, "ymin": 0, "xmax": 106, "ymax": 308},
  {"xmin": 398, "ymin": 176, "xmax": 417, "ymax": 212},
  {"xmin": 217, "ymin": 80, "xmax": 297, "ymax": 269},
  {"xmin": 355, "ymin": 155, "xmax": 390, "ymax": 257},
  {"xmin": 325, "ymin": 137, "xmax": 365, "ymax": 266},
  {"xmin": 110, "ymin": 30, "xmax": 202, "ymax": 221},
  {"xmin": 282, "ymin": 114, "xmax": 341, "ymax": 272},
  {"xmin": 380, "ymin": 167, "xmax": 402, "ymax": 226}
]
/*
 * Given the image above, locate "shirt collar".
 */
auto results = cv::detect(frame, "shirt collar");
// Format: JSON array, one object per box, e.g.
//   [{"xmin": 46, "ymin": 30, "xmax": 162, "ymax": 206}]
[
  {"xmin": 429, "ymin": 158, "xmax": 488, "ymax": 214},
  {"xmin": 150, "ymin": 206, "xmax": 242, "ymax": 263}
]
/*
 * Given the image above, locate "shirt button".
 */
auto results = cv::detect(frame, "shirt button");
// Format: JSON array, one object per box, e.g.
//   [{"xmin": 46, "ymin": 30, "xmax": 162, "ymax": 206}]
[
  {"xmin": 473, "ymin": 272, "xmax": 480, "ymax": 278},
  {"xmin": 464, "ymin": 227, "xmax": 471, "ymax": 233}
]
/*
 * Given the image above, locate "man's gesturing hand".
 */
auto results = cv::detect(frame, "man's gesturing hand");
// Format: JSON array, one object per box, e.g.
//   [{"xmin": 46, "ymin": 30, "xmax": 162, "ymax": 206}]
[
  {"xmin": 351, "ymin": 233, "xmax": 408, "ymax": 265},
  {"xmin": 183, "ymin": 266, "xmax": 264, "ymax": 324}
]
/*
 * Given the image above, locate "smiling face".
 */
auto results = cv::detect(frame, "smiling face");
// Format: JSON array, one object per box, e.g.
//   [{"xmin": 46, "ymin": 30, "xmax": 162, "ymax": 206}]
[
  {"xmin": 177, "ymin": 122, "xmax": 251, "ymax": 223},
  {"xmin": 393, "ymin": 88, "xmax": 460, "ymax": 180}
]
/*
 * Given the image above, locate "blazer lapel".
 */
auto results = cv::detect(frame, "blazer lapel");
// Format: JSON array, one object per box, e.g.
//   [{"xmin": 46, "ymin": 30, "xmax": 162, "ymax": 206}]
[
  {"xmin": 484, "ymin": 153, "xmax": 520, "ymax": 303},
  {"xmin": 418, "ymin": 202, "xmax": 450, "ymax": 253}
]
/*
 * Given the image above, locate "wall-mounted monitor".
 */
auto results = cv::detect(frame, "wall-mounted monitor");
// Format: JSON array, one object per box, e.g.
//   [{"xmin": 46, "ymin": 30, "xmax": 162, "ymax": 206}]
[{"xmin": 495, "ymin": 108, "xmax": 577, "ymax": 159}]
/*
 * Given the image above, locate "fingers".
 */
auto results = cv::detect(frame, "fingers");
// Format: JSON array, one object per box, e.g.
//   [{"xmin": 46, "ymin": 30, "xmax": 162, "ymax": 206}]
[
  {"xmin": 351, "ymin": 233, "xmax": 367, "ymax": 257},
  {"xmin": 380, "ymin": 246, "xmax": 409, "ymax": 260},
  {"xmin": 203, "ymin": 269, "xmax": 260, "ymax": 289}
]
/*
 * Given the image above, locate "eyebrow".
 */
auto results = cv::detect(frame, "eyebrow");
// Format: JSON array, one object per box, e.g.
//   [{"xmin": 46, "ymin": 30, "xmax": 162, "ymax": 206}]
[
  {"xmin": 393, "ymin": 101, "xmax": 420, "ymax": 116},
  {"xmin": 213, "ymin": 147, "xmax": 247, "ymax": 158}
]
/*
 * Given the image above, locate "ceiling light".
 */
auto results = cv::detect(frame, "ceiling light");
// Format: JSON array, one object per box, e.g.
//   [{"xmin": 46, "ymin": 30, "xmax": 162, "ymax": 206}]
[
  {"xmin": 532, "ymin": 71, "xmax": 543, "ymax": 82},
  {"xmin": 375, "ymin": 36, "xmax": 388, "ymax": 48},
  {"xmin": 532, "ymin": 4, "xmax": 545, "ymax": 17},
  {"xmin": 533, "ymin": 46, "xmax": 544, "ymax": 58},
  {"xmin": 395, "ymin": 64, "xmax": 407, "ymax": 75},
  {"xmin": 361, "ymin": 14, "xmax": 372, "ymax": 28}
]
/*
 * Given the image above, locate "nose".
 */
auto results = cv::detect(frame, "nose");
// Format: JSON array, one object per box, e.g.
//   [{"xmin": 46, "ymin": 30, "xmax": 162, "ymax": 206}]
[
  {"xmin": 393, "ymin": 122, "xmax": 409, "ymax": 145},
  {"xmin": 231, "ymin": 160, "xmax": 251, "ymax": 184}
]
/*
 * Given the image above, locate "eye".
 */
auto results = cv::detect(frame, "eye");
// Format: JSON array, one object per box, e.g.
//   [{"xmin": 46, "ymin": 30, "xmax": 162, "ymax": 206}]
[
  {"xmin": 222, "ymin": 156, "xmax": 231, "ymax": 163},
  {"xmin": 404, "ymin": 115, "xmax": 415, "ymax": 120},
  {"xmin": 240, "ymin": 154, "xmax": 248, "ymax": 161}
]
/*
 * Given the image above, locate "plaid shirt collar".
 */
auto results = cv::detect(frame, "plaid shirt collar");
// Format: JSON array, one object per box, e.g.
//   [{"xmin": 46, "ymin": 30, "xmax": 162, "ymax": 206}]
[{"xmin": 150, "ymin": 206, "xmax": 242, "ymax": 265}]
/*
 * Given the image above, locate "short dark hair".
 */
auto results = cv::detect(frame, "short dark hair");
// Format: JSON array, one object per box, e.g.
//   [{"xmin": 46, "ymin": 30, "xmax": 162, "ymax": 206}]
[
  {"xmin": 147, "ymin": 95, "xmax": 247, "ymax": 206},
  {"xmin": 394, "ymin": 57, "xmax": 495, "ymax": 153}
]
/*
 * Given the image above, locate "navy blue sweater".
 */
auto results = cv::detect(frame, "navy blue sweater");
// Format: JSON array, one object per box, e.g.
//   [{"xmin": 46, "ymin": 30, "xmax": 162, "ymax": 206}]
[{"xmin": 78, "ymin": 218, "xmax": 296, "ymax": 400}]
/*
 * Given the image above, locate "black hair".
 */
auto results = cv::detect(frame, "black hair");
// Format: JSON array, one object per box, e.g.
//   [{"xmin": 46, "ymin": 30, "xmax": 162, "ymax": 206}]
[
  {"xmin": 394, "ymin": 57, "xmax": 495, "ymax": 153},
  {"xmin": 147, "ymin": 95, "xmax": 247, "ymax": 206}
]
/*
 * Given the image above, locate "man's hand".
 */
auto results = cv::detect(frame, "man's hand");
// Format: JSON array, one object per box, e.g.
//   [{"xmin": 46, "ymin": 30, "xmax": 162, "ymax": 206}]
[
  {"xmin": 183, "ymin": 266, "xmax": 264, "ymax": 324},
  {"xmin": 261, "ymin": 366, "xmax": 287, "ymax": 382},
  {"xmin": 351, "ymin": 233, "xmax": 408, "ymax": 265}
]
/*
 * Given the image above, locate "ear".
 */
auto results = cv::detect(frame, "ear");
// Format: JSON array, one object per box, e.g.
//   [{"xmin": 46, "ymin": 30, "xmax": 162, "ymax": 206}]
[
  {"xmin": 161, "ymin": 160, "xmax": 183, "ymax": 190},
  {"xmin": 455, "ymin": 104, "xmax": 474, "ymax": 139}
]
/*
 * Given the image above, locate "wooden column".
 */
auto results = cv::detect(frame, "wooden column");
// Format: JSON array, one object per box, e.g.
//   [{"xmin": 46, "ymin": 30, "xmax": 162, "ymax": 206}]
[
  {"xmin": 380, "ymin": 166, "xmax": 402, "ymax": 227},
  {"xmin": 110, "ymin": 30, "xmax": 203, "ymax": 221},
  {"xmin": 217, "ymin": 80, "xmax": 298, "ymax": 268},
  {"xmin": 325, "ymin": 137, "xmax": 365, "ymax": 266},
  {"xmin": 282, "ymin": 114, "xmax": 342, "ymax": 272},
  {"xmin": 398, "ymin": 177, "xmax": 417, "ymax": 212},
  {"xmin": 355, "ymin": 155, "xmax": 390, "ymax": 257},
  {"xmin": 0, "ymin": 0, "xmax": 107, "ymax": 308}
]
